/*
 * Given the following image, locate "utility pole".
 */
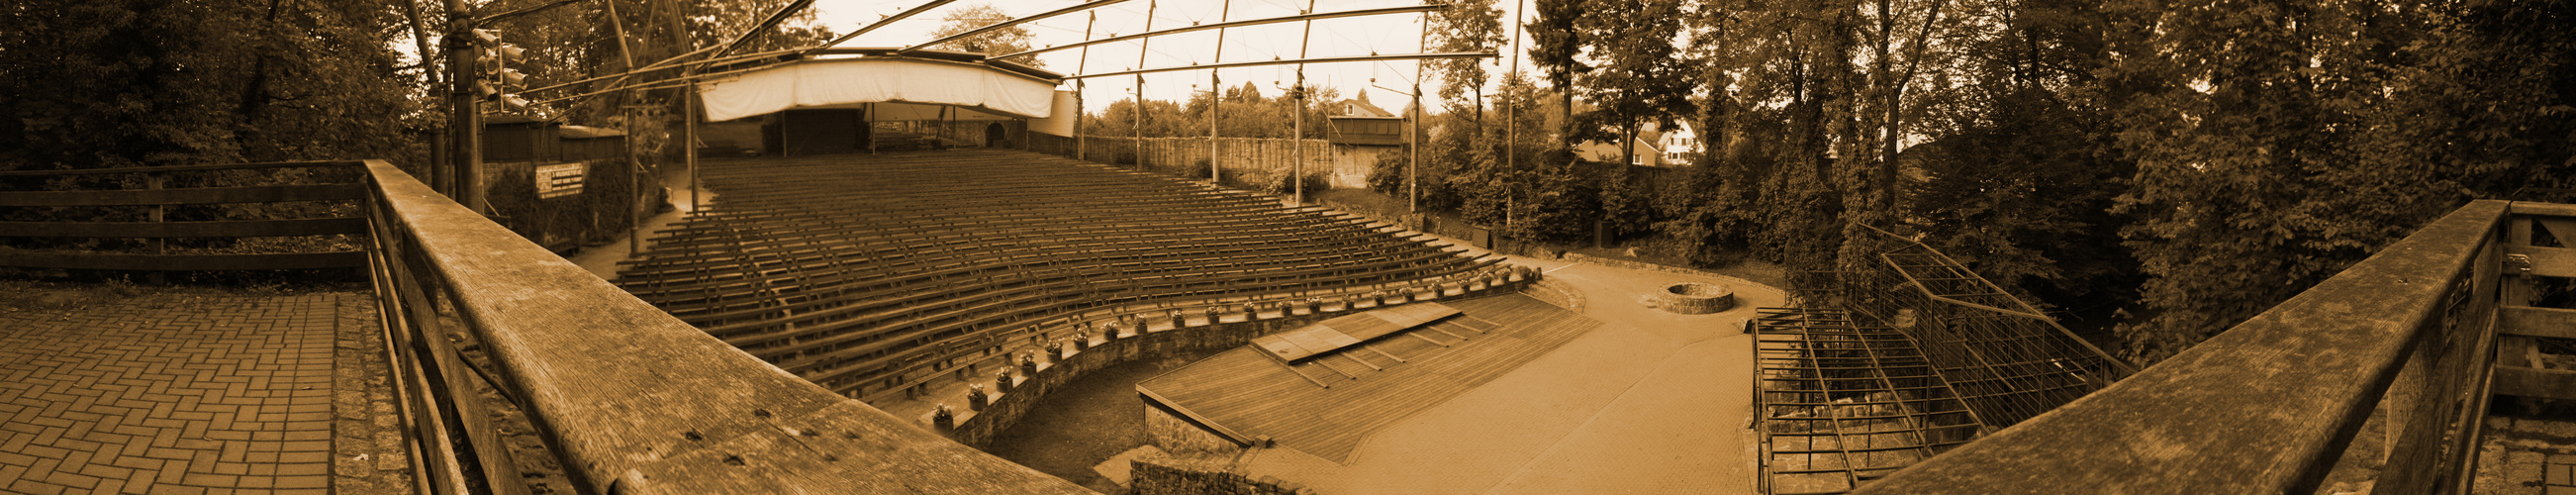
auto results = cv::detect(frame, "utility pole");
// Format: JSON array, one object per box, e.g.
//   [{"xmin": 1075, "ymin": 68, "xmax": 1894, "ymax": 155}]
[
  {"xmin": 446, "ymin": 0, "xmax": 484, "ymax": 213},
  {"xmin": 1293, "ymin": 0, "xmax": 1315, "ymax": 207},
  {"xmin": 1209, "ymin": 0, "xmax": 1230, "ymax": 183},
  {"xmin": 606, "ymin": 0, "xmax": 642, "ymax": 253},
  {"xmin": 1506, "ymin": 0, "xmax": 1526, "ymax": 235},
  {"xmin": 1077, "ymin": 13, "xmax": 1094, "ymax": 161},
  {"xmin": 686, "ymin": 79, "xmax": 700, "ymax": 212},
  {"xmin": 1135, "ymin": 0, "xmax": 1156, "ymax": 170},
  {"xmin": 1411, "ymin": 18, "xmax": 1426, "ymax": 216}
]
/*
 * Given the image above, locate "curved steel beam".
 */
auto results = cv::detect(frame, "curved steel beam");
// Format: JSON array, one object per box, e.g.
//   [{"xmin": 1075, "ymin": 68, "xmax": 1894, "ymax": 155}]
[
  {"xmin": 898, "ymin": 0, "xmax": 1131, "ymax": 55},
  {"xmin": 994, "ymin": 5, "xmax": 1446, "ymax": 61},
  {"xmin": 1064, "ymin": 51, "xmax": 1495, "ymax": 80}
]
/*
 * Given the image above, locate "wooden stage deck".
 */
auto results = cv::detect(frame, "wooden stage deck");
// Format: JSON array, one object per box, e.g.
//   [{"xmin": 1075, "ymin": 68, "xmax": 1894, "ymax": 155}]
[
  {"xmin": 1251, "ymin": 302, "xmax": 1460, "ymax": 362},
  {"xmin": 1137, "ymin": 294, "xmax": 1600, "ymax": 462}
]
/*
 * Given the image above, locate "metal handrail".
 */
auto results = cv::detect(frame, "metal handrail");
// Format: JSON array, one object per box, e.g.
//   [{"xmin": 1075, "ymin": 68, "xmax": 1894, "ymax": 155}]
[{"xmin": 1859, "ymin": 200, "xmax": 2522, "ymax": 494}]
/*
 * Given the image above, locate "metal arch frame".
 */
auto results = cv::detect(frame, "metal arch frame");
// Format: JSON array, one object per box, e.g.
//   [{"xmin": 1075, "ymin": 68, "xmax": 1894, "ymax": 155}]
[
  {"xmin": 992, "ymin": 4, "xmax": 1449, "ymax": 61},
  {"xmin": 1063, "ymin": 51, "xmax": 1496, "ymax": 80}
]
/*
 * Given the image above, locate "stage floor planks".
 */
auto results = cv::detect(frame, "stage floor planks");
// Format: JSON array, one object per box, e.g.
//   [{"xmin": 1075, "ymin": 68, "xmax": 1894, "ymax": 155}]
[
  {"xmin": 1252, "ymin": 303, "xmax": 1460, "ymax": 362},
  {"xmin": 1138, "ymin": 294, "xmax": 1600, "ymax": 462}
]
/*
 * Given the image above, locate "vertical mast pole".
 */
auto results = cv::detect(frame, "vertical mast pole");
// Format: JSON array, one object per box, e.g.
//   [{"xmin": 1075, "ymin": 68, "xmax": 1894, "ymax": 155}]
[
  {"xmin": 1506, "ymin": 0, "xmax": 1526, "ymax": 234},
  {"xmin": 1411, "ymin": 17, "xmax": 1426, "ymax": 215},
  {"xmin": 1135, "ymin": 0, "xmax": 1156, "ymax": 170},
  {"xmin": 448, "ymin": 0, "xmax": 485, "ymax": 213},
  {"xmin": 1078, "ymin": 13, "xmax": 1095, "ymax": 161},
  {"xmin": 1293, "ymin": 0, "xmax": 1314, "ymax": 207},
  {"xmin": 1209, "ymin": 0, "xmax": 1230, "ymax": 183},
  {"xmin": 606, "ymin": 0, "xmax": 643, "ymax": 252}
]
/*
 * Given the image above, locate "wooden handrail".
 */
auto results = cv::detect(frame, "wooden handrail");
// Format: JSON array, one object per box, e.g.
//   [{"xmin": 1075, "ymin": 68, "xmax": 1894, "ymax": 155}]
[
  {"xmin": 359, "ymin": 160, "xmax": 1091, "ymax": 493},
  {"xmin": 1857, "ymin": 200, "xmax": 2512, "ymax": 494}
]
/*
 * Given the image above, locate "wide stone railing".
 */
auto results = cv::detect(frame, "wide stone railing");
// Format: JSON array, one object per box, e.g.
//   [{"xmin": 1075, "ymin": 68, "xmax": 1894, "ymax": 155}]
[
  {"xmin": 1860, "ymin": 199, "xmax": 2576, "ymax": 494},
  {"xmin": 354, "ymin": 160, "xmax": 1090, "ymax": 493}
]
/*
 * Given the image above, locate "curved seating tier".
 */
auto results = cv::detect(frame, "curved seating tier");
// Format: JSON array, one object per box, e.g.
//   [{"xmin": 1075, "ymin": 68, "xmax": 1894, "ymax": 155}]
[{"xmin": 617, "ymin": 149, "xmax": 1515, "ymax": 403}]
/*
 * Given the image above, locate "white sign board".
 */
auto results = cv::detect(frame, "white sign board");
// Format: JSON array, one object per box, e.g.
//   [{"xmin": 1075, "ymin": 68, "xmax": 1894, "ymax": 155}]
[{"xmin": 535, "ymin": 162, "xmax": 587, "ymax": 199}]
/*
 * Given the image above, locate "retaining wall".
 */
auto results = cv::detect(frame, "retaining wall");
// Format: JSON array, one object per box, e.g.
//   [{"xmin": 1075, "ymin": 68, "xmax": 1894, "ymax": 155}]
[
  {"xmin": 927, "ymin": 275, "xmax": 1539, "ymax": 448},
  {"xmin": 1131, "ymin": 458, "xmax": 1313, "ymax": 495}
]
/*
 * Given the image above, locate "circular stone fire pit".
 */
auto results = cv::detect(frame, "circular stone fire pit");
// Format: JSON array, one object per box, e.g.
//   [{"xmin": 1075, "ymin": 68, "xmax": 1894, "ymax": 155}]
[{"xmin": 1648, "ymin": 282, "xmax": 1736, "ymax": 315}]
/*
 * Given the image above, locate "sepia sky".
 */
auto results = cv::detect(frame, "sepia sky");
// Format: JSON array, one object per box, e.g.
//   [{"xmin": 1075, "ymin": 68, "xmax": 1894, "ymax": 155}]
[{"xmin": 811, "ymin": 0, "xmax": 1539, "ymax": 115}]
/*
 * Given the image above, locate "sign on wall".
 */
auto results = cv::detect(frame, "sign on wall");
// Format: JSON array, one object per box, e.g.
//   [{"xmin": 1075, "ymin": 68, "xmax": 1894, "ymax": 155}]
[{"xmin": 535, "ymin": 162, "xmax": 587, "ymax": 199}]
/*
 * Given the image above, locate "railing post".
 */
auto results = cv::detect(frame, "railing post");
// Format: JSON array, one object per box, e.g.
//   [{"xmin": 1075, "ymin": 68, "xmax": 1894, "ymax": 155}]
[{"xmin": 147, "ymin": 171, "xmax": 165, "ymax": 284}]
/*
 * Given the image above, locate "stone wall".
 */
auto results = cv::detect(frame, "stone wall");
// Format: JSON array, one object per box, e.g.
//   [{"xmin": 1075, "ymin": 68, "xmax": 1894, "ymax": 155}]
[
  {"xmin": 1131, "ymin": 458, "xmax": 1314, "ymax": 495},
  {"xmin": 1144, "ymin": 403, "xmax": 1243, "ymax": 454},
  {"xmin": 938, "ymin": 314, "xmax": 1314, "ymax": 447},
  {"xmin": 927, "ymin": 274, "xmax": 1542, "ymax": 448}
]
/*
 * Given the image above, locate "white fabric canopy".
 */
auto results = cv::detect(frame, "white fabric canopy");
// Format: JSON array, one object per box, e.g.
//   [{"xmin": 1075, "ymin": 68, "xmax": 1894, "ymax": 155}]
[{"xmin": 696, "ymin": 57, "xmax": 1057, "ymax": 122}]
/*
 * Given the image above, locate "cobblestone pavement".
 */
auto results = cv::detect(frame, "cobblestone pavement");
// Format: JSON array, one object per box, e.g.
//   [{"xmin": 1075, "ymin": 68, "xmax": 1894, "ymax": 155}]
[{"xmin": 0, "ymin": 292, "xmax": 408, "ymax": 495}]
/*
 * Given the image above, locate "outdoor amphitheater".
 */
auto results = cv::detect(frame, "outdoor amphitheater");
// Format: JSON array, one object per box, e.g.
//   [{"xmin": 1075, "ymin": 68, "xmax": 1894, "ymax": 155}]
[
  {"xmin": 8, "ymin": 1, "xmax": 2573, "ymax": 494},
  {"xmin": 547, "ymin": 137, "xmax": 2138, "ymax": 494},
  {"xmin": 579, "ymin": 143, "xmax": 1795, "ymax": 493}
]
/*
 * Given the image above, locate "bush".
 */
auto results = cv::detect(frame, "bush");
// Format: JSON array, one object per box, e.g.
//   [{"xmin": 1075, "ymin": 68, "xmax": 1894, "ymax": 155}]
[
  {"xmin": 1181, "ymin": 157, "xmax": 1215, "ymax": 179},
  {"xmin": 1366, "ymin": 146, "xmax": 1412, "ymax": 195},
  {"xmin": 484, "ymin": 157, "xmax": 645, "ymax": 250},
  {"xmin": 1263, "ymin": 171, "xmax": 1332, "ymax": 198}
]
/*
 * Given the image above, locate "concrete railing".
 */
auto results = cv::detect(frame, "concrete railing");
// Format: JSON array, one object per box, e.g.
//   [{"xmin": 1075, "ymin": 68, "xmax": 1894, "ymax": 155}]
[
  {"xmin": 356, "ymin": 160, "xmax": 1090, "ymax": 494},
  {"xmin": 1860, "ymin": 200, "xmax": 2575, "ymax": 494}
]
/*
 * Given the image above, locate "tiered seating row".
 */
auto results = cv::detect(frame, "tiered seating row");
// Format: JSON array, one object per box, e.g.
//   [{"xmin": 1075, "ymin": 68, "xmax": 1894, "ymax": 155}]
[{"xmin": 617, "ymin": 149, "xmax": 1509, "ymax": 402}]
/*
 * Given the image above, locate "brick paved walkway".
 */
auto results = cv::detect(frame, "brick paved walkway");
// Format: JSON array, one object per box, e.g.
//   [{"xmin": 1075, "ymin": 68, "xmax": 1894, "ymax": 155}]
[{"xmin": 0, "ymin": 294, "xmax": 356, "ymax": 495}]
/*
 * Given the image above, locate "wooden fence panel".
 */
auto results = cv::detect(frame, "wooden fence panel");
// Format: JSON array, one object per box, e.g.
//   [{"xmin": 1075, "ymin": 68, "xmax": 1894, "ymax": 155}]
[
  {"xmin": 0, "ymin": 183, "xmax": 368, "ymax": 206},
  {"xmin": 0, "ymin": 160, "xmax": 368, "ymax": 272},
  {"xmin": 0, "ymin": 218, "xmax": 367, "ymax": 238}
]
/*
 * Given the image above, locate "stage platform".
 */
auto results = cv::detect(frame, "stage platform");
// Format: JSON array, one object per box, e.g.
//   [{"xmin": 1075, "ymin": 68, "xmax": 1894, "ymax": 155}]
[
  {"xmin": 1136, "ymin": 294, "xmax": 1599, "ymax": 462},
  {"xmin": 1251, "ymin": 302, "xmax": 1461, "ymax": 362}
]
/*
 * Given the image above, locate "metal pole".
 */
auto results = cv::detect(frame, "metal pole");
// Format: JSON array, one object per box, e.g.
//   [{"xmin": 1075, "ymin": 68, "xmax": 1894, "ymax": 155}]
[
  {"xmin": 607, "ymin": 0, "xmax": 642, "ymax": 253},
  {"xmin": 1078, "ymin": 13, "xmax": 1093, "ymax": 161},
  {"xmin": 686, "ymin": 82, "xmax": 700, "ymax": 213},
  {"xmin": 1293, "ymin": 0, "xmax": 1314, "ymax": 207},
  {"xmin": 448, "ymin": 0, "xmax": 485, "ymax": 213},
  {"xmin": 1135, "ymin": 0, "xmax": 1155, "ymax": 170},
  {"xmin": 628, "ymin": 106, "xmax": 641, "ymax": 253},
  {"xmin": 1210, "ymin": 0, "xmax": 1230, "ymax": 183},
  {"xmin": 1506, "ymin": 0, "xmax": 1526, "ymax": 234},
  {"xmin": 1411, "ymin": 18, "xmax": 1425, "ymax": 215}
]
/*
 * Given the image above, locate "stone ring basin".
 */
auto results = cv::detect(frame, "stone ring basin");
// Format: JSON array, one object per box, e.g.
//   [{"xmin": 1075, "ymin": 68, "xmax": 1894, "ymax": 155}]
[{"xmin": 1648, "ymin": 282, "xmax": 1735, "ymax": 315}]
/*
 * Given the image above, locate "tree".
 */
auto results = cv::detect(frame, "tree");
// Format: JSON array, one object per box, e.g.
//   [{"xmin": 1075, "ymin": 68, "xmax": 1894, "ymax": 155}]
[
  {"xmin": 2098, "ymin": 0, "xmax": 2576, "ymax": 363},
  {"xmin": 1426, "ymin": 0, "xmax": 1505, "ymax": 129},
  {"xmin": 0, "ymin": 0, "xmax": 416, "ymax": 172},
  {"xmin": 926, "ymin": 4, "xmax": 1042, "ymax": 67},
  {"xmin": 1896, "ymin": 0, "xmax": 2141, "ymax": 316},
  {"xmin": 1570, "ymin": 0, "xmax": 1694, "ymax": 166},
  {"xmin": 1526, "ymin": 0, "xmax": 1587, "ymax": 148}
]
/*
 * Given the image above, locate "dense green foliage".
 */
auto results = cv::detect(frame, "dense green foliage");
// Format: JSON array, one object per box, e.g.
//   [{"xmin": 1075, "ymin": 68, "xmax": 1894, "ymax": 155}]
[
  {"xmin": 1085, "ymin": 83, "xmax": 1343, "ymax": 141},
  {"xmin": 0, "ymin": 0, "xmax": 417, "ymax": 171},
  {"xmin": 925, "ymin": 4, "xmax": 1040, "ymax": 67},
  {"xmin": 6, "ymin": 0, "xmax": 2572, "ymax": 361},
  {"xmin": 2102, "ymin": 0, "xmax": 2576, "ymax": 361},
  {"xmin": 1506, "ymin": 0, "xmax": 2576, "ymax": 363}
]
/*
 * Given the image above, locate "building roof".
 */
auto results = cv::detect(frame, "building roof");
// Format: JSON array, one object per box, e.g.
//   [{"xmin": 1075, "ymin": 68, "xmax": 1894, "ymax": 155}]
[{"xmin": 1331, "ymin": 98, "xmax": 1395, "ymax": 118}]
